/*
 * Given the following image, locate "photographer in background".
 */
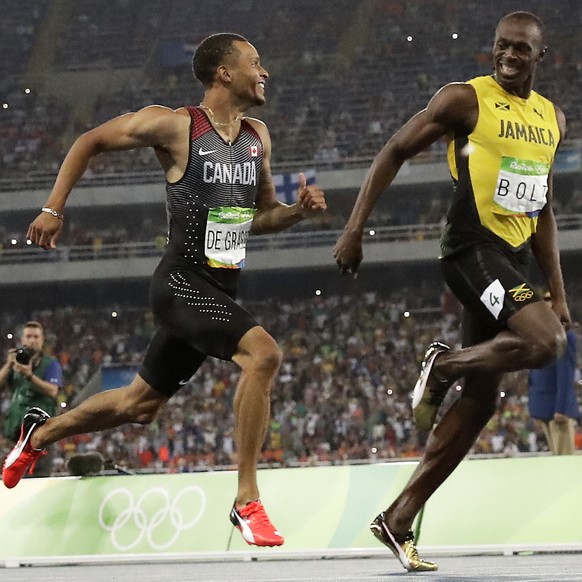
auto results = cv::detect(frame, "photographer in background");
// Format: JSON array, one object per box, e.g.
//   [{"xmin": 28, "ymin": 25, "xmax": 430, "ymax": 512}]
[{"xmin": 0, "ymin": 321, "xmax": 62, "ymax": 476}]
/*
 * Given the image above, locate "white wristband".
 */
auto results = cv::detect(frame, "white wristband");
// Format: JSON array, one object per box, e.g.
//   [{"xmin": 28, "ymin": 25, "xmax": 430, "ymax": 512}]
[{"xmin": 41, "ymin": 207, "xmax": 64, "ymax": 220}]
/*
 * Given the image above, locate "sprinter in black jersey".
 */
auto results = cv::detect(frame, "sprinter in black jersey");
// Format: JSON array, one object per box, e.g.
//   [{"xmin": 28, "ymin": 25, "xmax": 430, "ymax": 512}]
[{"xmin": 3, "ymin": 33, "xmax": 326, "ymax": 547}]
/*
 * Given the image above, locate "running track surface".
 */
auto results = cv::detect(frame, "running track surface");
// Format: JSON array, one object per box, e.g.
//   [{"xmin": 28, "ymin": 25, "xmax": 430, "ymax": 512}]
[{"xmin": 2, "ymin": 553, "xmax": 581, "ymax": 581}]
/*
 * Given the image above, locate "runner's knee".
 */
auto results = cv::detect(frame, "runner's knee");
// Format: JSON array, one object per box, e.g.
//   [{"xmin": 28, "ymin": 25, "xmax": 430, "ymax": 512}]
[
  {"xmin": 128, "ymin": 398, "xmax": 161, "ymax": 425},
  {"xmin": 245, "ymin": 335, "xmax": 283, "ymax": 377},
  {"xmin": 253, "ymin": 342, "xmax": 283, "ymax": 376},
  {"xmin": 529, "ymin": 327, "xmax": 567, "ymax": 368}
]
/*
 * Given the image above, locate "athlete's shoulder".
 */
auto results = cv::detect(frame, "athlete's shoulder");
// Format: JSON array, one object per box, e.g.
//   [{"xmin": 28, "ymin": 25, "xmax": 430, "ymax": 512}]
[
  {"xmin": 464, "ymin": 75, "xmax": 495, "ymax": 88},
  {"xmin": 129, "ymin": 105, "xmax": 190, "ymax": 128},
  {"xmin": 529, "ymin": 89, "xmax": 566, "ymax": 138},
  {"xmin": 242, "ymin": 115, "xmax": 266, "ymax": 128},
  {"xmin": 242, "ymin": 116, "xmax": 268, "ymax": 137},
  {"xmin": 428, "ymin": 82, "xmax": 478, "ymax": 132},
  {"xmin": 124, "ymin": 105, "xmax": 189, "ymax": 143},
  {"xmin": 531, "ymin": 90, "xmax": 565, "ymax": 121},
  {"xmin": 172, "ymin": 106, "xmax": 195, "ymax": 118},
  {"xmin": 434, "ymin": 81, "xmax": 478, "ymax": 100},
  {"xmin": 134, "ymin": 104, "xmax": 187, "ymax": 117}
]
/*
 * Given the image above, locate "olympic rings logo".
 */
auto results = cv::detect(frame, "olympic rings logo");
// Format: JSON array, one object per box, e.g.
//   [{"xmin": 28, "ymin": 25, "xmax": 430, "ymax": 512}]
[
  {"xmin": 98, "ymin": 485, "xmax": 207, "ymax": 551},
  {"xmin": 514, "ymin": 291, "xmax": 534, "ymax": 301}
]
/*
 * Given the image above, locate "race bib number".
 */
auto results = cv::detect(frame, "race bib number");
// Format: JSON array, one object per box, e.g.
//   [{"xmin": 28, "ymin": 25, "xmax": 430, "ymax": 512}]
[
  {"xmin": 493, "ymin": 156, "xmax": 549, "ymax": 217},
  {"xmin": 205, "ymin": 207, "xmax": 256, "ymax": 269}
]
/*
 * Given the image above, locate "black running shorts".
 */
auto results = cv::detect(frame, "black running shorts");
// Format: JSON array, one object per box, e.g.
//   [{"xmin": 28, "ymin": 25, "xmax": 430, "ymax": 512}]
[
  {"xmin": 440, "ymin": 243, "xmax": 542, "ymax": 347},
  {"xmin": 139, "ymin": 264, "xmax": 259, "ymax": 397}
]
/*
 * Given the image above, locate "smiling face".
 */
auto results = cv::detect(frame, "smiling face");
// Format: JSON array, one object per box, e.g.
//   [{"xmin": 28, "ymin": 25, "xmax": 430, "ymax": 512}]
[
  {"xmin": 492, "ymin": 16, "xmax": 545, "ymax": 97},
  {"xmin": 227, "ymin": 41, "xmax": 269, "ymax": 107}
]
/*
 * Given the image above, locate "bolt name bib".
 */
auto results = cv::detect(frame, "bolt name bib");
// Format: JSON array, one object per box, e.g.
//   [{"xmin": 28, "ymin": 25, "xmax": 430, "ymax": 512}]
[{"xmin": 493, "ymin": 156, "xmax": 549, "ymax": 217}]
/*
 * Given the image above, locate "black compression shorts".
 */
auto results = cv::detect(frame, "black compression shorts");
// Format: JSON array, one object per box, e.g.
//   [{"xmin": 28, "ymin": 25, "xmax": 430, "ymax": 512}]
[
  {"xmin": 440, "ymin": 243, "xmax": 542, "ymax": 347},
  {"xmin": 139, "ymin": 262, "xmax": 259, "ymax": 397}
]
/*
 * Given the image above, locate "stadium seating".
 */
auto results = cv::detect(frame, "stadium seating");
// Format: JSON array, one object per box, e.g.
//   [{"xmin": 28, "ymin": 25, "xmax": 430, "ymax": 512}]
[{"xmin": 1, "ymin": 0, "xmax": 581, "ymax": 181}]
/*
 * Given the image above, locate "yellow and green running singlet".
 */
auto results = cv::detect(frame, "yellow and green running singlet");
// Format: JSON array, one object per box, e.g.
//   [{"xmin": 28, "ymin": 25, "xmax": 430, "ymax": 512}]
[{"xmin": 443, "ymin": 75, "xmax": 560, "ymax": 255}]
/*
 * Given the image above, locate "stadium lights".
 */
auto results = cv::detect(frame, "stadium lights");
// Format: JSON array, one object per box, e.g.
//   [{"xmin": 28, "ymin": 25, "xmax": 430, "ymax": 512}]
[
  {"xmin": 10, "ymin": 239, "xmax": 17, "ymax": 245},
  {"xmin": 406, "ymin": 35, "xmax": 413, "ymax": 42},
  {"xmin": 26, "ymin": 239, "xmax": 32, "ymax": 245},
  {"xmin": 111, "ymin": 311, "xmax": 118, "ymax": 318},
  {"xmin": 369, "ymin": 229, "xmax": 376, "ymax": 236},
  {"xmin": 315, "ymin": 289, "xmax": 322, "ymax": 296},
  {"xmin": 500, "ymin": 391, "xmax": 506, "ymax": 398},
  {"xmin": 452, "ymin": 33, "xmax": 459, "ymax": 40},
  {"xmin": 403, "ymin": 311, "xmax": 410, "ymax": 318},
  {"xmin": 24, "ymin": 88, "xmax": 31, "ymax": 94},
  {"xmin": 2, "ymin": 103, "xmax": 8, "ymax": 109},
  {"xmin": 7, "ymin": 334, "xmax": 13, "ymax": 340}
]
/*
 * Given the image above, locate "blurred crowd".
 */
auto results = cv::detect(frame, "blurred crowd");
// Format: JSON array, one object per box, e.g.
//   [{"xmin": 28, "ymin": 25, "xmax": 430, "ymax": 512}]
[
  {"xmin": 1, "ymin": 0, "xmax": 582, "ymax": 182},
  {"xmin": 1, "ymin": 282, "xmax": 581, "ymax": 475}
]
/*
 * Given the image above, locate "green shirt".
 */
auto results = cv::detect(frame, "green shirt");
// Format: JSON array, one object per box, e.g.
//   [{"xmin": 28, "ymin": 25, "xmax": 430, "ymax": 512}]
[{"xmin": 3, "ymin": 354, "xmax": 60, "ymax": 441}]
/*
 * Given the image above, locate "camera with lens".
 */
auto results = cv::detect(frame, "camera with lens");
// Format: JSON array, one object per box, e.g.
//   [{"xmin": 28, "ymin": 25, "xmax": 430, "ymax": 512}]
[{"xmin": 15, "ymin": 345, "xmax": 35, "ymax": 366}]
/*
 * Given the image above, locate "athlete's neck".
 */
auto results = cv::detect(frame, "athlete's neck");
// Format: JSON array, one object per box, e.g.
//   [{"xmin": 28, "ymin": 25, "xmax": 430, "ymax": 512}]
[
  {"xmin": 199, "ymin": 102, "xmax": 243, "ymax": 126},
  {"xmin": 492, "ymin": 73, "xmax": 534, "ymax": 99}
]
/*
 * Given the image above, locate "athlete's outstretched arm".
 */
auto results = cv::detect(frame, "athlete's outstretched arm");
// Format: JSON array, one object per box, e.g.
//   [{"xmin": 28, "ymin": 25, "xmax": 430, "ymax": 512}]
[
  {"xmin": 247, "ymin": 119, "xmax": 326, "ymax": 234},
  {"xmin": 28, "ymin": 106, "xmax": 182, "ymax": 249},
  {"xmin": 333, "ymin": 83, "xmax": 477, "ymax": 278}
]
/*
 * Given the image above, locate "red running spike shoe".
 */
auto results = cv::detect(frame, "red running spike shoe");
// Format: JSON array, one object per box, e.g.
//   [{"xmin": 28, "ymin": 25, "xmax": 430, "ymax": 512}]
[
  {"xmin": 229, "ymin": 499, "xmax": 284, "ymax": 547},
  {"xmin": 2, "ymin": 407, "xmax": 49, "ymax": 489}
]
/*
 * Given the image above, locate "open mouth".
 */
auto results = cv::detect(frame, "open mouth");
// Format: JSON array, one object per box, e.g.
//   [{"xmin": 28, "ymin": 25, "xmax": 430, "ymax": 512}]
[{"xmin": 498, "ymin": 62, "xmax": 520, "ymax": 77}]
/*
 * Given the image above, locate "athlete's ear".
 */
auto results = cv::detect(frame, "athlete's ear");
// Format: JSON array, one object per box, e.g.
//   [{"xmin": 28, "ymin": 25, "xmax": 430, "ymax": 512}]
[{"xmin": 217, "ymin": 65, "xmax": 232, "ymax": 84}]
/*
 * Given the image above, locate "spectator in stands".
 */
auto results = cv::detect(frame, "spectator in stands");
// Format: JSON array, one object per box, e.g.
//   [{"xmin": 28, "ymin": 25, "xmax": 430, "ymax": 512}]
[
  {"xmin": 0, "ymin": 321, "xmax": 62, "ymax": 477},
  {"xmin": 528, "ymin": 291, "xmax": 580, "ymax": 454},
  {"xmin": 334, "ymin": 11, "xmax": 570, "ymax": 572},
  {"xmin": 1, "ymin": 285, "xmax": 580, "ymax": 471},
  {"xmin": 4, "ymin": 33, "xmax": 326, "ymax": 549}
]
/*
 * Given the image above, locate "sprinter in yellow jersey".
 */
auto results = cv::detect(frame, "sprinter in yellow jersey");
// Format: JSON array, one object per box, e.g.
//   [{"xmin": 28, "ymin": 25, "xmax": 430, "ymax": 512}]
[{"xmin": 334, "ymin": 12, "xmax": 570, "ymax": 573}]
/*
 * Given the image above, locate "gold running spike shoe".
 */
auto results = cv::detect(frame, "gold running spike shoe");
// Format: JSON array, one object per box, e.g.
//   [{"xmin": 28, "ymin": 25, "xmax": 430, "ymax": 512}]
[
  {"xmin": 412, "ymin": 341, "xmax": 452, "ymax": 431},
  {"xmin": 370, "ymin": 512, "xmax": 437, "ymax": 572}
]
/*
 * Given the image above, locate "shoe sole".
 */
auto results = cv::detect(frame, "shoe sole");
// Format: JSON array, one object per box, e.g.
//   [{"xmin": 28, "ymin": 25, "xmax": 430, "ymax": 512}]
[
  {"xmin": 412, "ymin": 345, "xmax": 449, "ymax": 431},
  {"xmin": 411, "ymin": 347, "xmax": 442, "ymax": 409}
]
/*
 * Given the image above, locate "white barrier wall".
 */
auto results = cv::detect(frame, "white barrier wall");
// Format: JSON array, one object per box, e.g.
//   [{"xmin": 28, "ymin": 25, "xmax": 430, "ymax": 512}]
[{"xmin": 1, "ymin": 456, "xmax": 581, "ymax": 565}]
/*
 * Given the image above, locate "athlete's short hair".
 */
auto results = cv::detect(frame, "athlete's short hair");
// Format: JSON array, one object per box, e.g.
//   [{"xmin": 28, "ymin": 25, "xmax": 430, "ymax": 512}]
[
  {"xmin": 192, "ymin": 33, "xmax": 249, "ymax": 87},
  {"xmin": 498, "ymin": 12, "xmax": 545, "ymax": 45}
]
